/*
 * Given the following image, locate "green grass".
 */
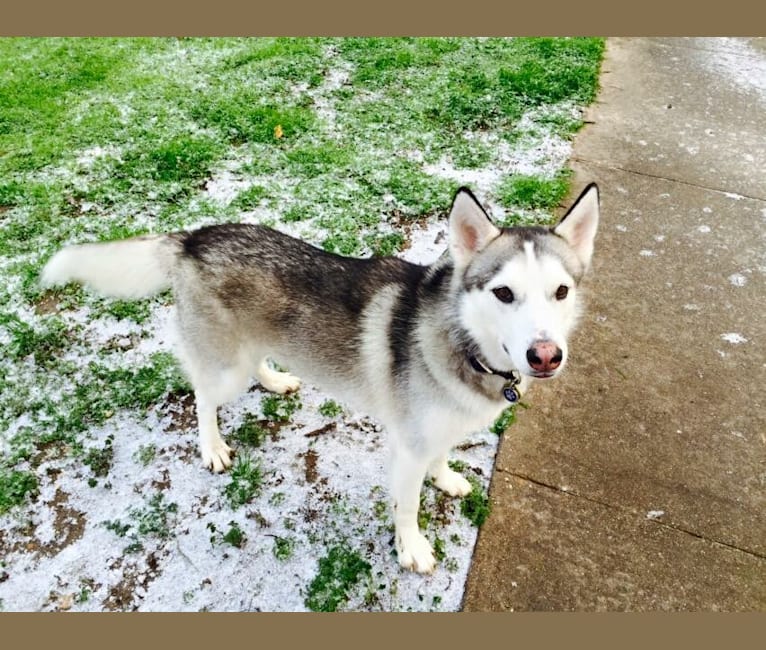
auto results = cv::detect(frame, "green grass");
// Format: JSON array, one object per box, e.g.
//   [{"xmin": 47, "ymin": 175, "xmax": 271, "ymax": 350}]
[
  {"xmin": 95, "ymin": 298, "xmax": 154, "ymax": 324},
  {"xmin": 490, "ymin": 406, "xmax": 517, "ymax": 435},
  {"xmin": 304, "ymin": 545, "xmax": 372, "ymax": 612},
  {"xmin": 0, "ymin": 469, "xmax": 39, "ymax": 514},
  {"xmin": 260, "ymin": 393, "xmax": 301, "ymax": 423},
  {"xmin": 83, "ymin": 434, "xmax": 115, "ymax": 480},
  {"xmin": 48, "ymin": 352, "xmax": 191, "ymax": 437},
  {"xmin": 207, "ymin": 521, "xmax": 247, "ymax": 548},
  {"xmin": 131, "ymin": 492, "xmax": 179, "ymax": 539},
  {"xmin": 133, "ymin": 444, "xmax": 157, "ymax": 467},
  {"xmin": 0, "ymin": 350, "xmax": 190, "ymax": 485},
  {"xmin": 272, "ymin": 535, "xmax": 295, "ymax": 561},
  {"xmin": 222, "ymin": 522, "xmax": 246, "ymax": 548},
  {"xmin": 232, "ymin": 185, "xmax": 269, "ymax": 210},
  {"xmin": 103, "ymin": 491, "xmax": 179, "ymax": 544},
  {"xmin": 497, "ymin": 171, "xmax": 572, "ymax": 212},
  {"xmin": 459, "ymin": 475, "xmax": 491, "ymax": 528},
  {"xmin": 318, "ymin": 400, "xmax": 343, "ymax": 418},
  {"xmin": 0, "ymin": 312, "xmax": 72, "ymax": 367},
  {"xmin": 224, "ymin": 455, "xmax": 263, "ymax": 508},
  {"xmin": 231, "ymin": 413, "xmax": 269, "ymax": 447}
]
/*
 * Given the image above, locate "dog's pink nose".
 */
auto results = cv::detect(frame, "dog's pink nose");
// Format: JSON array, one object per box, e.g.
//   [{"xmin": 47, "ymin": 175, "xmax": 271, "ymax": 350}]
[{"xmin": 526, "ymin": 340, "xmax": 563, "ymax": 374}]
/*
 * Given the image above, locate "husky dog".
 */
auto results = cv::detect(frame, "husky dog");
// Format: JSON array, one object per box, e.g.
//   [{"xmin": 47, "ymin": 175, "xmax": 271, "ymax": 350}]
[{"xmin": 42, "ymin": 184, "xmax": 599, "ymax": 573}]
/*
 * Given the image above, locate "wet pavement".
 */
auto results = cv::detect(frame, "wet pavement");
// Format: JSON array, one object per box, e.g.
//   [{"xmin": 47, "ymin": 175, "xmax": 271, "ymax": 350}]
[{"xmin": 462, "ymin": 37, "xmax": 766, "ymax": 611}]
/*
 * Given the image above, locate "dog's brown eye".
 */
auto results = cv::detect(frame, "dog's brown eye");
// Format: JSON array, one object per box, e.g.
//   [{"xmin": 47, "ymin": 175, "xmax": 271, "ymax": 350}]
[
  {"xmin": 492, "ymin": 286, "xmax": 515, "ymax": 303},
  {"xmin": 555, "ymin": 285, "xmax": 569, "ymax": 300}
]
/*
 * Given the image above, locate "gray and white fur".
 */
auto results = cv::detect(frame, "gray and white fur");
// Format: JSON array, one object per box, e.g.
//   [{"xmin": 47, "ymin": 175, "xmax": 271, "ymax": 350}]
[{"xmin": 42, "ymin": 184, "xmax": 600, "ymax": 573}]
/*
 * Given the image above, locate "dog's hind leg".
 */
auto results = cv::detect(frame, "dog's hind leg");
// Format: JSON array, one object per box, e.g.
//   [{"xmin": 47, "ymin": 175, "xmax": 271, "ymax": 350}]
[
  {"xmin": 195, "ymin": 391, "xmax": 234, "ymax": 473},
  {"xmin": 256, "ymin": 357, "xmax": 301, "ymax": 394},
  {"xmin": 428, "ymin": 455, "xmax": 473, "ymax": 497},
  {"xmin": 191, "ymin": 362, "xmax": 251, "ymax": 472},
  {"xmin": 177, "ymin": 342, "xmax": 249, "ymax": 473}
]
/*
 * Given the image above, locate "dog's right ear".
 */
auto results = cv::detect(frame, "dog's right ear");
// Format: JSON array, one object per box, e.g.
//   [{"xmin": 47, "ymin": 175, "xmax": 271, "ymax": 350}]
[{"xmin": 448, "ymin": 187, "xmax": 501, "ymax": 268}]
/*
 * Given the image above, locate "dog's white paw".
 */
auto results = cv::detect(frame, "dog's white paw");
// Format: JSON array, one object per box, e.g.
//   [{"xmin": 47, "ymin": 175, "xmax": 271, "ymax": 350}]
[
  {"xmin": 266, "ymin": 372, "xmax": 301, "ymax": 395},
  {"xmin": 258, "ymin": 365, "xmax": 301, "ymax": 395},
  {"xmin": 201, "ymin": 440, "xmax": 234, "ymax": 473},
  {"xmin": 396, "ymin": 528, "xmax": 437, "ymax": 574},
  {"xmin": 433, "ymin": 468, "xmax": 473, "ymax": 497}
]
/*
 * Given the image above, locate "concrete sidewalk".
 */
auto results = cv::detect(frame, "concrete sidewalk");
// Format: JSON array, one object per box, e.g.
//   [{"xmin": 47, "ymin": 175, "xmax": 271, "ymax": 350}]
[{"xmin": 463, "ymin": 38, "xmax": 766, "ymax": 611}]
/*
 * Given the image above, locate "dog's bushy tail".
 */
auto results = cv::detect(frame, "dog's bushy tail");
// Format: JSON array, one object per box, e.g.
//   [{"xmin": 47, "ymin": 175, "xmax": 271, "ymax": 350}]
[{"xmin": 41, "ymin": 235, "xmax": 177, "ymax": 299}]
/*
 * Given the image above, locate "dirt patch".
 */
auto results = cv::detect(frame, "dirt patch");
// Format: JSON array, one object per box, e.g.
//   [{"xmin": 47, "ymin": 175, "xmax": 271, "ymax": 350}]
[
  {"xmin": 246, "ymin": 511, "xmax": 270, "ymax": 528},
  {"xmin": 151, "ymin": 469, "xmax": 172, "ymax": 492},
  {"xmin": 162, "ymin": 442, "xmax": 199, "ymax": 465},
  {"xmin": 34, "ymin": 291, "xmax": 63, "ymax": 316},
  {"xmin": 304, "ymin": 422, "xmax": 337, "ymax": 438},
  {"xmin": 160, "ymin": 390, "xmax": 197, "ymax": 433},
  {"xmin": 102, "ymin": 551, "xmax": 162, "ymax": 611},
  {"xmin": 301, "ymin": 506, "xmax": 320, "ymax": 523},
  {"xmin": 31, "ymin": 439, "xmax": 73, "ymax": 468},
  {"xmin": 387, "ymin": 208, "xmax": 444, "ymax": 253},
  {"xmin": 0, "ymin": 490, "xmax": 86, "ymax": 560},
  {"xmin": 103, "ymin": 333, "xmax": 140, "ymax": 352},
  {"xmin": 42, "ymin": 489, "xmax": 87, "ymax": 557},
  {"xmin": 2, "ymin": 520, "xmax": 38, "ymax": 556},
  {"xmin": 432, "ymin": 491, "xmax": 455, "ymax": 527},
  {"xmin": 302, "ymin": 449, "xmax": 319, "ymax": 484}
]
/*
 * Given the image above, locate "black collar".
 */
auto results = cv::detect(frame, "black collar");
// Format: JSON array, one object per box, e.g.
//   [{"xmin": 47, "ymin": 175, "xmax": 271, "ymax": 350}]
[{"xmin": 468, "ymin": 355, "xmax": 520, "ymax": 384}]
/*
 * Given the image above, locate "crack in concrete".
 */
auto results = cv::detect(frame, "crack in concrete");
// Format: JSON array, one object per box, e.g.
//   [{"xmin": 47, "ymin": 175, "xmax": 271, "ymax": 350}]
[
  {"xmin": 570, "ymin": 155, "xmax": 766, "ymax": 203},
  {"xmin": 496, "ymin": 467, "xmax": 766, "ymax": 562}
]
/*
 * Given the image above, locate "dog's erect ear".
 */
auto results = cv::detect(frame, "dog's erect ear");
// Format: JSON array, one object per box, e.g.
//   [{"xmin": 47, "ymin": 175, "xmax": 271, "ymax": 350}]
[
  {"xmin": 448, "ymin": 187, "xmax": 501, "ymax": 267},
  {"xmin": 553, "ymin": 183, "xmax": 600, "ymax": 270}
]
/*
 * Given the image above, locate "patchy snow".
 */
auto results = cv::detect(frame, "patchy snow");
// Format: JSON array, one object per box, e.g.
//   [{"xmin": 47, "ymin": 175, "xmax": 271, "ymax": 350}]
[
  {"xmin": 0, "ymin": 248, "xmax": 501, "ymax": 612},
  {"xmin": 311, "ymin": 45, "xmax": 354, "ymax": 133},
  {"xmin": 203, "ymin": 156, "xmax": 253, "ymax": 206},
  {"xmin": 721, "ymin": 333, "xmax": 748, "ymax": 344},
  {"xmin": 423, "ymin": 102, "xmax": 582, "ymax": 220},
  {"xmin": 646, "ymin": 510, "xmax": 665, "ymax": 520},
  {"xmin": 0, "ymin": 40, "xmax": 592, "ymax": 613},
  {"xmin": 400, "ymin": 220, "xmax": 448, "ymax": 265}
]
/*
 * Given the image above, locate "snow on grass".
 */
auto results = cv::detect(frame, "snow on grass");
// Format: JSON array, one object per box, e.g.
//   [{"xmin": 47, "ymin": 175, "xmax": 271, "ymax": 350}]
[{"xmin": 0, "ymin": 37, "xmax": 604, "ymax": 612}]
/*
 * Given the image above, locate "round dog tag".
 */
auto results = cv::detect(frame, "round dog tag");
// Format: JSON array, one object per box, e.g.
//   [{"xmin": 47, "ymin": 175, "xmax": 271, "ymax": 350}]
[{"xmin": 502, "ymin": 384, "xmax": 519, "ymax": 403}]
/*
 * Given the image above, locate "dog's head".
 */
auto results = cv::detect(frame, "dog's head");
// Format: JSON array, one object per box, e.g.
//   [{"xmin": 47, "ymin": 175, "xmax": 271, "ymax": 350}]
[{"xmin": 448, "ymin": 184, "xmax": 599, "ymax": 379}]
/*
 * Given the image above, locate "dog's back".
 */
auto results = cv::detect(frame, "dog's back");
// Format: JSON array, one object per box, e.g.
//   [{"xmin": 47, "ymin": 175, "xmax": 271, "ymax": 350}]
[{"xmin": 172, "ymin": 223, "xmax": 428, "ymax": 371}]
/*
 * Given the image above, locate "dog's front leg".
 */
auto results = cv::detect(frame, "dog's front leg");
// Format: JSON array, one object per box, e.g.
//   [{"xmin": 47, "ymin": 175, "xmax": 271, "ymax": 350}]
[{"xmin": 389, "ymin": 446, "xmax": 436, "ymax": 574}]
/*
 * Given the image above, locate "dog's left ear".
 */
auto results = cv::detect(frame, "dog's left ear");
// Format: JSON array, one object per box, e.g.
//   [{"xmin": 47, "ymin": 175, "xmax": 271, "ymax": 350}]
[
  {"xmin": 448, "ymin": 187, "xmax": 501, "ymax": 267},
  {"xmin": 553, "ymin": 183, "xmax": 600, "ymax": 270}
]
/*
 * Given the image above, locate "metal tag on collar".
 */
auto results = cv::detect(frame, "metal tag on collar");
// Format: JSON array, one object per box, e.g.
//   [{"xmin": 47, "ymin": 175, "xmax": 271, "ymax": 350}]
[
  {"xmin": 502, "ymin": 381, "xmax": 520, "ymax": 403},
  {"xmin": 502, "ymin": 370, "xmax": 521, "ymax": 403}
]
